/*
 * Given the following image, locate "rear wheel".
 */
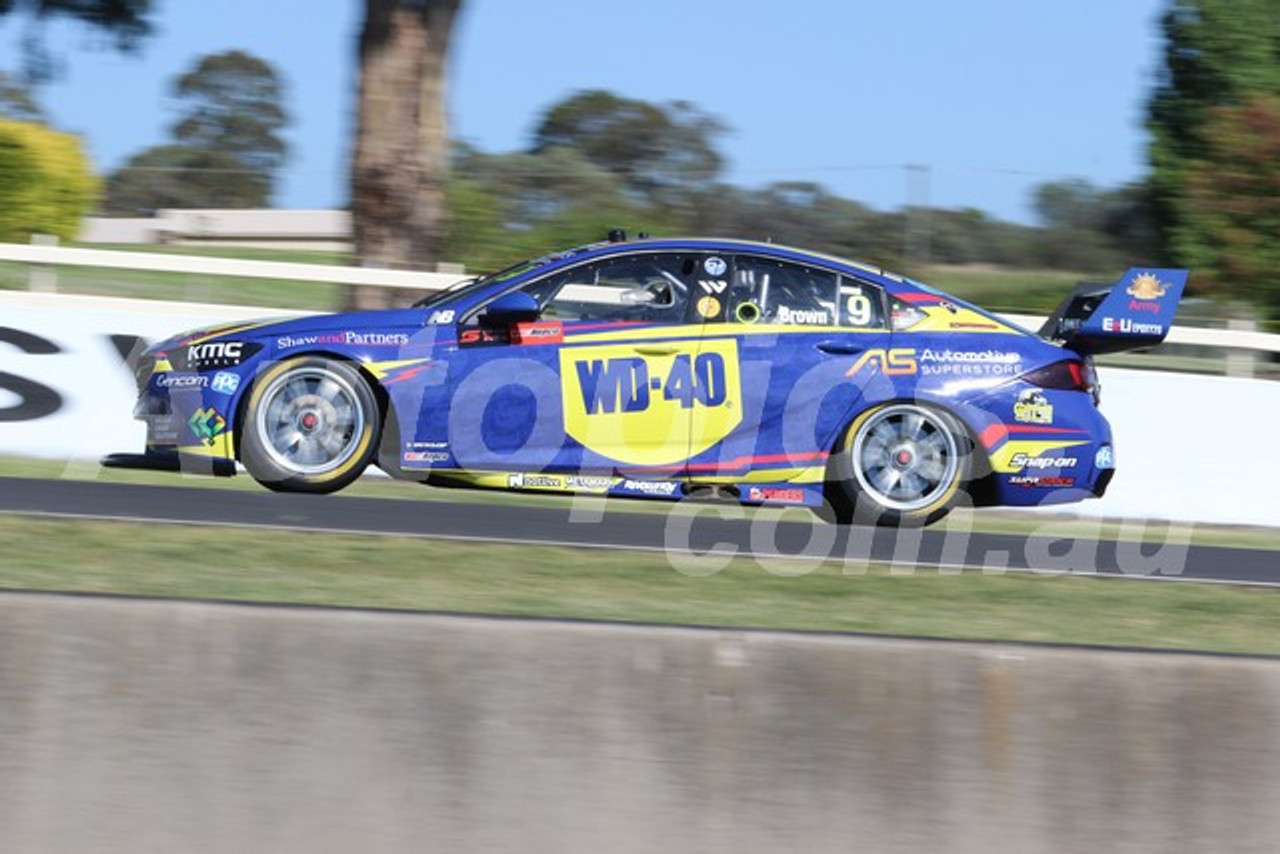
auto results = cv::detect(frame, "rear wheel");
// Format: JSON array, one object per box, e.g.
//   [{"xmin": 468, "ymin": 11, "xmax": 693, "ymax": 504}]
[
  {"xmin": 829, "ymin": 403, "xmax": 970, "ymax": 527},
  {"xmin": 241, "ymin": 357, "xmax": 380, "ymax": 494}
]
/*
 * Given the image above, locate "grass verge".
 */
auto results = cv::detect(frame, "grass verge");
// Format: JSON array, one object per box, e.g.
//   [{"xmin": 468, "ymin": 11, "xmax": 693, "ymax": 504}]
[{"xmin": 1, "ymin": 515, "xmax": 1278, "ymax": 655}]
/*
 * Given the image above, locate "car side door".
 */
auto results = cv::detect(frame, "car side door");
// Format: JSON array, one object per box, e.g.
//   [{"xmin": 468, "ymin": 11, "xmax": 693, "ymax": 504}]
[
  {"xmin": 685, "ymin": 254, "xmax": 894, "ymax": 485},
  {"xmin": 548, "ymin": 251, "xmax": 726, "ymax": 475},
  {"xmin": 414, "ymin": 251, "xmax": 719, "ymax": 478}
]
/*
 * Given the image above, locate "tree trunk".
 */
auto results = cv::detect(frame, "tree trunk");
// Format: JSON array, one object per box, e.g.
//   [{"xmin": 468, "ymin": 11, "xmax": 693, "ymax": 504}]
[{"xmin": 349, "ymin": 0, "xmax": 461, "ymax": 309}]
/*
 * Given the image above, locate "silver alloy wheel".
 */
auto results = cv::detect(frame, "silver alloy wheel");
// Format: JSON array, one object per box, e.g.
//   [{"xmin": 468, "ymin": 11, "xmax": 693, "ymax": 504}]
[
  {"xmin": 254, "ymin": 365, "xmax": 366, "ymax": 475},
  {"xmin": 850, "ymin": 404, "xmax": 960, "ymax": 512}
]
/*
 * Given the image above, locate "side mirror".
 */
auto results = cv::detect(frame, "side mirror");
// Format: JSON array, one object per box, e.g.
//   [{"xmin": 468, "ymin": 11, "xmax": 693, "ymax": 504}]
[{"xmin": 480, "ymin": 291, "xmax": 540, "ymax": 326}]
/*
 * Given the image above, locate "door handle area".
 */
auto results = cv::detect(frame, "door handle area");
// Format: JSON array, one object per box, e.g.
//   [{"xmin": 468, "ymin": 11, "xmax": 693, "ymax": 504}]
[
  {"xmin": 632, "ymin": 345, "xmax": 678, "ymax": 356},
  {"xmin": 815, "ymin": 341, "xmax": 866, "ymax": 356}
]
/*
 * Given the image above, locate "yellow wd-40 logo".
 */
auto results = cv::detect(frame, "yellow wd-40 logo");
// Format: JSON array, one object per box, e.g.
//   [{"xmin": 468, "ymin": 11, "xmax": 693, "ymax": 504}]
[
  {"xmin": 560, "ymin": 339, "xmax": 742, "ymax": 466},
  {"xmin": 844, "ymin": 348, "xmax": 918, "ymax": 377}
]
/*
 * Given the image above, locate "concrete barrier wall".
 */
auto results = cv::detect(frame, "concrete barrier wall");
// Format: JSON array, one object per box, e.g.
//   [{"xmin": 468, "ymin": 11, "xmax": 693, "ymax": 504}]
[{"xmin": 2, "ymin": 592, "xmax": 1279, "ymax": 854}]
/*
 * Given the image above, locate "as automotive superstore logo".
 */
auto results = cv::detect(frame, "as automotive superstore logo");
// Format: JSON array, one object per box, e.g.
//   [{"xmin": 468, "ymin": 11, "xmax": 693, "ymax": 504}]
[{"xmin": 919, "ymin": 348, "xmax": 1021, "ymax": 376}]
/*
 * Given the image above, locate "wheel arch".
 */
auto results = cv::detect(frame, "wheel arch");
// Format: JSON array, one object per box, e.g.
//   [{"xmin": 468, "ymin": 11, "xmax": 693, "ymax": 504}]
[
  {"xmin": 822, "ymin": 396, "xmax": 996, "ymax": 516},
  {"xmin": 231, "ymin": 349, "xmax": 393, "ymax": 463}
]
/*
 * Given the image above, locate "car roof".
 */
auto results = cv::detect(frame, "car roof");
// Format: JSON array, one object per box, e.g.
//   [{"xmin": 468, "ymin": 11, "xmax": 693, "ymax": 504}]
[
  {"xmin": 566, "ymin": 236, "xmax": 908, "ymax": 286},
  {"xmin": 420, "ymin": 235, "xmax": 941, "ymax": 316}
]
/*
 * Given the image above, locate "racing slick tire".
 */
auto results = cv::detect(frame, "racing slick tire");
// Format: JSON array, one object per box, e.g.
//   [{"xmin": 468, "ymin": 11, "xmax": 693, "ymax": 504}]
[
  {"xmin": 828, "ymin": 402, "xmax": 971, "ymax": 527},
  {"xmin": 241, "ymin": 357, "xmax": 381, "ymax": 494}
]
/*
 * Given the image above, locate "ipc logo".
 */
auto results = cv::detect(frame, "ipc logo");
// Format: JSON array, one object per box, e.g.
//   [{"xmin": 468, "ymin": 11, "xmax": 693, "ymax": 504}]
[{"xmin": 211, "ymin": 372, "xmax": 241, "ymax": 394}]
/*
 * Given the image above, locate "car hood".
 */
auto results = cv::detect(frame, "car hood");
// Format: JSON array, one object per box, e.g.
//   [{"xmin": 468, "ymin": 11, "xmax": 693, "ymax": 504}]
[{"xmin": 146, "ymin": 308, "xmax": 424, "ymax": 355}]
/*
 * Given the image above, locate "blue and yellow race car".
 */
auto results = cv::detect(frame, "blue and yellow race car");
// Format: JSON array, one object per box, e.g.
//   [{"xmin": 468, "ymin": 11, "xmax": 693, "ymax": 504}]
[{"xmin": 106, "ymin": 234, "xmax": 1186, "ymax": 526}]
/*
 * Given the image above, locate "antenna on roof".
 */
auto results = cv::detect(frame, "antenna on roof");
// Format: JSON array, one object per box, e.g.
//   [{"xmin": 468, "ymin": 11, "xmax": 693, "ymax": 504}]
[{"xmin": 607, "ymin": 229, "xmax": 627, "ymax": 243}]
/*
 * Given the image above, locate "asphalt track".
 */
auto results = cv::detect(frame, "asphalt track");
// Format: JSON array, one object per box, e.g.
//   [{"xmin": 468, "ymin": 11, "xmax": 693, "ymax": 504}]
[{"xmin": 0, "ymin": 475, "xmax": 1276, "ymax": 585}]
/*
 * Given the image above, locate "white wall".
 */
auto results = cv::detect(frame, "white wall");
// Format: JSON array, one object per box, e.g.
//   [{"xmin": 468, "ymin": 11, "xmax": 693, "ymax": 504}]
[
  {"xmin": 1087, "ymin": 368, "xmax": 1280, "ymax": 527},
  {"xmin": 0, "ymin": 292, "xmax": 308, "ymax": 461},
  {"xmin": 1, "ymin": 291, "xmax": 1276, "ymax": 527},
  {"xmin": 79, "ymin": 209, "xmax": 353, "ymax": 252}
]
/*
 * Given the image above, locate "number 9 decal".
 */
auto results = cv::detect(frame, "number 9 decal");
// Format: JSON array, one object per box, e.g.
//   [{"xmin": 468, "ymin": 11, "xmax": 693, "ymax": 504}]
[{"xmin": 845, "ymin": 293, "xmax": 873, "ymax": 326}]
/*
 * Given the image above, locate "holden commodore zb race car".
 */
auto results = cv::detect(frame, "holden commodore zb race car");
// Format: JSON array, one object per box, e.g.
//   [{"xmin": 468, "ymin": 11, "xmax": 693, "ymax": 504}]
[{"xmin": 105, "ymin": 235, "xmax": 1186, "ymax": 526}]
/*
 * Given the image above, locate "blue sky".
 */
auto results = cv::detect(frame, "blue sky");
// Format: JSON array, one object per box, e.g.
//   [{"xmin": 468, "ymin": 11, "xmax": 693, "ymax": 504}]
[{"xmin": 1, "ymin": 0, "xmax": 1168, "ymax": 225}]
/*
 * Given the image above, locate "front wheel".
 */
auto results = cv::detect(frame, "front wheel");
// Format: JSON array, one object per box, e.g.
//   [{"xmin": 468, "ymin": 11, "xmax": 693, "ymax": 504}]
[
  {"xmin": 240, "ymin": 357, "xmax": 381, "ymax": 494},
  {"xmin": 828, "ymin": 403, "xmax": 971, "ymax": 527}
]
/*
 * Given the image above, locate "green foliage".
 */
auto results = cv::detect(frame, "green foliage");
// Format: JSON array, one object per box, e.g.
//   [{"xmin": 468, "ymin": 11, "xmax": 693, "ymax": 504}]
[
  {"xmin": 1148, "ymin": 0, "xmax": 1280, "ymax": 313},
  {"xmin": 446, "ymin": 89, "xmax": 1158, "ymax": 284},
  {"xmin": 102, "ymin": 49, "xmax": 288, "ymax": 213},
  {"xmin": 532, "ymin": 89, "xmax": 725, "ymax": 210},
  {"xmin": 0, "ymin": 0, "xmax": 153, "ymax": 47},
  {"xmin": 171, "ymin": 49, "xmax": 288, "ymax": 173},
  {"xmin": 445, "ymin": 139, "xmax": 684, "ymax": 269},
  {"xmin": 0, "ymin": 71, "xmax": 43, "ymax": 121},
  {"xmin": 0, "ymin": 119, "xmax": 99, "ymax": 242},
  {"xmin": 0, "ymin": 0, "xmax": 153, "ymax": 81},
  {"xmin": 102, "ymin": 144, "xmax": 271, "ymax": 214},
  {"xmin": 1031, "ymin": 179, "xmax": 1164, "ymax": 271},
  {"xmin": 1183, "ymin": 95, "xmax": 1280, "ymax": 316}
]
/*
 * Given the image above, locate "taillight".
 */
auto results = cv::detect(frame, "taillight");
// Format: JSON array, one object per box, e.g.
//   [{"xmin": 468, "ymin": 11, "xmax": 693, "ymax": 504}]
[{"xmin": 1022, "ymin": 358, "xmax": 1100, "ymax": 405}]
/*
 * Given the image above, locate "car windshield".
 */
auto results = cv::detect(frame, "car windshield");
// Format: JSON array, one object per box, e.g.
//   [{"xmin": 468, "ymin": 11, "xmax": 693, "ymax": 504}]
[{"xmin": 411, "ymin": 247, "xmax": 594, "ymax": 309}]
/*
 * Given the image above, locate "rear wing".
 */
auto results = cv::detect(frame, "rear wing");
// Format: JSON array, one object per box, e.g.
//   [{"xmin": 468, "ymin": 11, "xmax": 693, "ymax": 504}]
[{"xmin": 1038, "ymin": 268, "xmax": 1188, "ymax": 356}]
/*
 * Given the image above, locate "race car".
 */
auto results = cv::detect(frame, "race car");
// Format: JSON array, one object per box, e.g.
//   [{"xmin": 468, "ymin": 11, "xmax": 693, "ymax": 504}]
[{"xmin": 105, "ymin": 234, "xmax": 1187, "ymax": 526}]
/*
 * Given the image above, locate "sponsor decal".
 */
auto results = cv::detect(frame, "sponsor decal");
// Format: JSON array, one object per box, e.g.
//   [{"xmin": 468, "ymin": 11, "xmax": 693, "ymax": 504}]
[
  {"xmin": 844, "ymin": 345, "xmax": 1024, "ymax": 376},
  {"xmin": 1010, "ymin": 475, "xmax": 1076, "ymax": 488},
  {"xmin": 277, "ymin": 331, "xmax": 410, "ymax": 349},
  {"xmin": 776, "ymin": 305, "xmax": 830, "ymax": 325},
  {"xmin": 156, "ymin": 373, "xmax": 208, "ymax": 389},
  {"xmin": 186, "ymin": 340, "xmax": 255, "ymax": 370},
  {"xmin": 566, "ymin": 475, "xmax": 613, "ymax": 492},
  {"xmin": 1126, "ymin": 272, "xmax": 1168, "ymax": 301},
  {"xmin": 507, "ymin": 473, "xmax": 564, "ymax": 489},
  {"xmin": 1102, "ymin": 317, "xmax": 1163, "ymax": 335},
  {"xmin": 842, "ymin": 290, "xmax": 874, "ymax": 326},
  {"xmin": 844, "ymin": 348, "xmax": 919, "ymax": 377},
  {"xmin": 696, "ymin": 295, "xmax": 721, "ymax": 318},
  {"xmin": 617, "ymin": 479, "xmax": 682, "ymax": 497},
  {"xmin": 427, "ymin": 310, "xmax": 455, "ymax": 325},
  {"xmin": 1095, "ymin": 446, "xmax": 1114, "ymax": 469},
  {"xmin": 704, "ymin": 256, "xmax": 727, "ymax": 277},
  {"xmin": 407, "ymin": 440, "xmax": 449, "ymax": 450},
  {"xmin": 404, "ymin": 451, "xmax": 449, "ymax": 463},
  {"xmin": 187, "ymin": 407, "xmax": 227, "ymax": 446},
  {"xmin": 918, "ymin": 348, "xmax": 1020, "ymax": 377},
  {"xmin": 210, "ymin": 372, "xmax": 241, "ymax": 394},
  {"xmin": 1013, "ymin": 389, "xmax": 1053, "ymax": 425},
  {"xmin": 513, "ymin": 321, "xmax": 563, "ymax": 345},
  {"xmin": 460, "ymin": 327, "xmax": 509, "ymax": 346},
  {"xmin": 748, "ymin": 486, "xmax": 807, "ymax": 504},
  {"xmin": 698, "ymin": 279, "xmax": 728, "ymax": 294},
  {"xmin": 342, "ymin": 331, "xmax": 411, "ymax": 347},
  {"xmin": 1009, "ymin": 452, "xmax": 1078, "ymax": 470},
  {"xmin": 921, "ymin": 348, "xmax": 1019, "ymax": 365},
  {"xmin": 948, "ymin": 321, "xmax": 1001, "ymax": 330},
  {"xmin": 149, "ymin": 419, "xmax": 181, "ymax": 444},
  {"xmin": 574, "ymin": 351, "xmax": 727, "ymax": 414},
  {"xmin": 560, "ymin": 339, "xmax": 742, "ymax": 466}
]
